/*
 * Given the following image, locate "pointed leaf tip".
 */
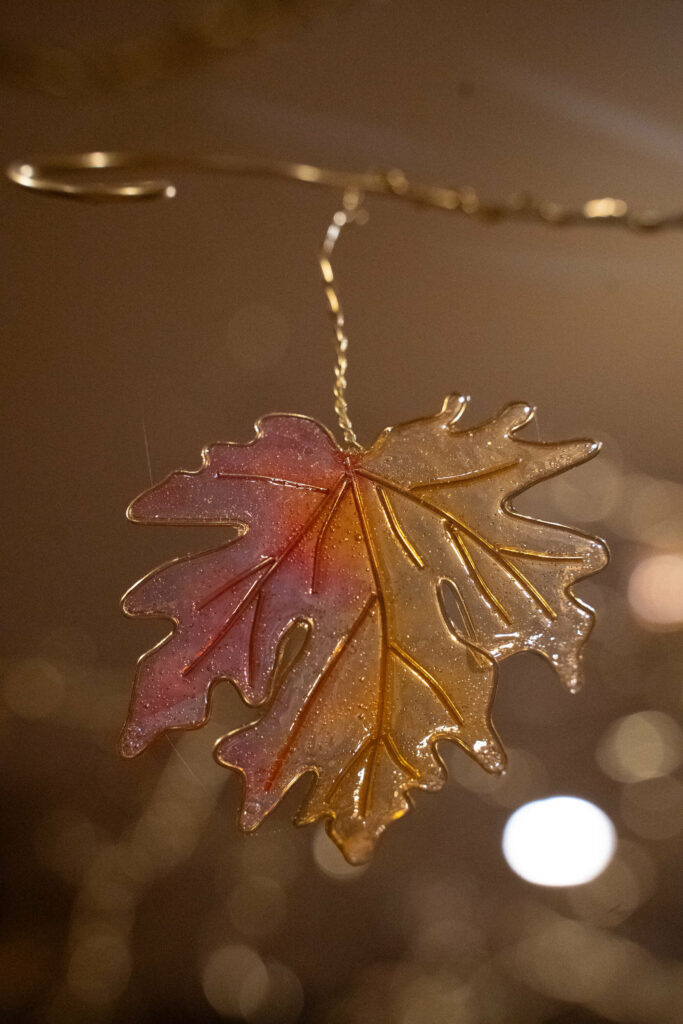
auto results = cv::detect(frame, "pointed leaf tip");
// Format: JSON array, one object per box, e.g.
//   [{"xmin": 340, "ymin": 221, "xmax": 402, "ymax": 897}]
[
  {"xmin": 499, "ymin": 402, "xmax": 535, "ymax": 434},
  {"xmin": 120, "ymin": 725, "xmax": 145, "ymax": 758},
  {"xmin": 440, "ymin": 392, "xmax": 469, "ymax": 425}
]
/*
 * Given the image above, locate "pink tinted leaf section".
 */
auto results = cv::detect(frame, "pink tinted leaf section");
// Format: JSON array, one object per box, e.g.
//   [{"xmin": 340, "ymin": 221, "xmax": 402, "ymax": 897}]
[{"xmin": 121, "ymin": 415, "xmax": 349, "ymax": 754}]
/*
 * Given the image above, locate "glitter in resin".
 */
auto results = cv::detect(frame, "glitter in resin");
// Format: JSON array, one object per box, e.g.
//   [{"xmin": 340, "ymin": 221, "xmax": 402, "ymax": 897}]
[{"xmin": 121, "ymin": 395, "xmax": 608, "ymax": 863}]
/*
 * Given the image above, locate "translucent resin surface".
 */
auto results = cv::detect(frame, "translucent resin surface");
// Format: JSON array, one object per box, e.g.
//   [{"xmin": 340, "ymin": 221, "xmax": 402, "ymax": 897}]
[{"xmin": 122, "ymin": 396, "xmax": 608, "ymax": 863}]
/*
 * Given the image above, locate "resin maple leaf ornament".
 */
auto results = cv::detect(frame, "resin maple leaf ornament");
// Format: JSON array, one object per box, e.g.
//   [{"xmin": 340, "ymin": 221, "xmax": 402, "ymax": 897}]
[{"xmin": 121, "ymin": 396, "xmax": 608, "ymax": 864}]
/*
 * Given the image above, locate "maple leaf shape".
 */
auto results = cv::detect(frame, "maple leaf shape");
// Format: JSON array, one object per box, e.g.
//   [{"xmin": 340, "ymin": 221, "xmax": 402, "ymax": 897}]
[{"xmin": 121, "ymin": 396, "xmax": 608, "ymax": 863}]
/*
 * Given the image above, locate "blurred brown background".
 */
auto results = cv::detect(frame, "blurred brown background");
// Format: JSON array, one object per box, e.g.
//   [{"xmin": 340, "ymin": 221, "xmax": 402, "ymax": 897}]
[{"xmin": 1, "ymin": 2, "xmax": 682, "ymax": 1022}]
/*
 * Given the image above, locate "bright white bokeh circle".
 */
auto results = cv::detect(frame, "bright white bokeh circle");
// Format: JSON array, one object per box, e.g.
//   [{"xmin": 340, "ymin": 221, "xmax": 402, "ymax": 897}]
[{"xmin": 502, "ymin": 796, "xmax": 617, "ymax": 887}]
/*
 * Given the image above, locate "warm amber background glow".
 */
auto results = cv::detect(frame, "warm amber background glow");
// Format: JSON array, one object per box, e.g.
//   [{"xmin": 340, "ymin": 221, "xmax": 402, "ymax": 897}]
[{"xmin": 1, "ymin": 2, "xmax": 681, "ymax": 1022}]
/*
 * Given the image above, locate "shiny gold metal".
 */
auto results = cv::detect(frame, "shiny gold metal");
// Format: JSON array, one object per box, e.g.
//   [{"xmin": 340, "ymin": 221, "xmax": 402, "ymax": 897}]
[
  {"xmin": 7, "ymin": 151, "xmax": 680, "ymax": 229},
  {"xmin": 318, "ymin": 190, "xmax": 367, "ymax": 450}
]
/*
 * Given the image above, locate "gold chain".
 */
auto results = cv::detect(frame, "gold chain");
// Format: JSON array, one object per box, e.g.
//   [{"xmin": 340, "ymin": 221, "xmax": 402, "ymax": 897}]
[
  {"xmin": 7, "ymin": 150, "xmax": 678, "ymax": 448},
  {"xmin": 318, "ymin": 190, "xmax": 367, "ymax": 449}
]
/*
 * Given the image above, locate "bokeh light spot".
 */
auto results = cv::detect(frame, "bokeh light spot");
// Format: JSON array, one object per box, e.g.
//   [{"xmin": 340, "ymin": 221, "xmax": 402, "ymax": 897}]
[
  {"xmin": 620, "ymin": 777, "xmax": 683, "ymax": 841},
  {"xmin": 628, "ymin": 553, "xmax": 683, "ymax": 629},
  {"xmin": 502, "ymin": 796, "xmax": 616, "ymax": 887},
  {"xmin": 248, "ymin": 960, "xmax": 304, "ymax": 1024},
  {"xmin": 565, "ymin": 839, "xmax": 657, "ymax": 927},
  {"xmin": 312, "ymin": 825, "xmax": 368, "ymax": 880},
  {"xmin": 202, "ymin": 946, "xmax": 303, "ymax": 1023},
  {"xmin": 597, "ymin": 710, "xmax": 682, "ymax": 783},
  {"xmin": 202, "ymin": 944, "xmax": 268, "ymax": 1019},
  {"xmin": 2, "ymin": 658, "xmax": 64, "ymax": 719}
]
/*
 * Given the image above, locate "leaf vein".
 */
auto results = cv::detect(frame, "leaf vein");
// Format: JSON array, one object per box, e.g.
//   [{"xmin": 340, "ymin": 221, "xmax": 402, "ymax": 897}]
[
  {"xmin": 451, "ymin": 530, "xmax": 512, "ymax": 624},
  {"xmin": 376, "ymin": 486, "xmax": 424, "ymax": 567},
  {"xmin": 183, "ymin": 476, "xmax": 345, "ymax": 676},
  {"xmin": 263, "ymin": 592, "xmax": 378, "ymax": 792},
  {"xmin": 358, "ymin": 468, "xmax": 556, "ymax": 621},
  {"xmin": 409, "ymin": 458, "xmax": 521, "ymax": 490},
  {"xmin": 215, "ymin": 472, "xmax": 330, "ymax": 493},
  {"xmin": 312, "ymin": 479, "xmax": 349, "ymax": 592},
  {"xmin": 389, "ymin": 643, "xmax": 464, "ymax": 726}
]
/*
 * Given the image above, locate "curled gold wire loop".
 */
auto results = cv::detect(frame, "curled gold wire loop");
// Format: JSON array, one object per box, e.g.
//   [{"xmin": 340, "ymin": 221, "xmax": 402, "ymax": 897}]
[{"xmin": 6, "ymin": 152, "xmax": 389, "ymax": 204}]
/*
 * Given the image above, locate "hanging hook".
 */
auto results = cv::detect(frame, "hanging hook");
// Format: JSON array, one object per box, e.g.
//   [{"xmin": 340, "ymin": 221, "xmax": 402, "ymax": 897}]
[{"xmin": 7, "ymin": 151, "xmax": 667, "ymax": 230}]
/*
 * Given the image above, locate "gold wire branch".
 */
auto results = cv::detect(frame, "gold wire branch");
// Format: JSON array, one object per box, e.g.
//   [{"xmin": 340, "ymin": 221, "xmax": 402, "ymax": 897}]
[
  {"xmin": 5, "ymin": 151, "xmax": 680, "ymax": 230},
  {"xmin": 6, "ymin": 150, "xmax": 680, "ymax": 447}
]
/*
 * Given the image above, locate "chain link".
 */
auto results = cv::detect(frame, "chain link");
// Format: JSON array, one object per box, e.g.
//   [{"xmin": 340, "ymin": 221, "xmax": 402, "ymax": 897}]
[{"xmin": 318, "ymin": 190, "xmax": 367, "ymax": 450}]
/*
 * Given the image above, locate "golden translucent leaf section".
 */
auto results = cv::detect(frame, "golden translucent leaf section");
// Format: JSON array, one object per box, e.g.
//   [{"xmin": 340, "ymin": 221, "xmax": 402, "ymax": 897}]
[{"xmin": 122, "ymin": 396, "xmax": 608, "ymax": 863}]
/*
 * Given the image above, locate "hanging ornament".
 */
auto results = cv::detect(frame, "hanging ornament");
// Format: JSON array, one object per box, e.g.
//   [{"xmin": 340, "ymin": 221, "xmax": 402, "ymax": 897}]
[
  {"xmin": 119, "ymin": 195, "xmax": 607, "ymax": 864},
  {"xmin": 7, "ymin": 154, "xmax": 613, "ymax": 863},
  {"xmin": 121, "ymin": 394, "xmax": 607, "ymax": 864}
]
